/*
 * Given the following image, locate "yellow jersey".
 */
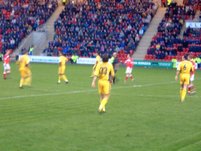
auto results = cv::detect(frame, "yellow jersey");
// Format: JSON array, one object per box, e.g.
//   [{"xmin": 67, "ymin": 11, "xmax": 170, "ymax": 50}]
[
  {"xmin": 59, "ymin": 56, "xmax": 68, "ymax": 67},
  {"xmin": 18, "ymin": 54, "xmax": 30, "ymax": 71},
  {"xmin": 94, "ymin": 62, "xmax": 115, "ymax": 81},
  {"xmin": 96, "ymin": 55, "xmax": 101, "ymax": 64},
  {"xmin": 177, "ymin": 60, "xmax": 194, "ymax": 75}
]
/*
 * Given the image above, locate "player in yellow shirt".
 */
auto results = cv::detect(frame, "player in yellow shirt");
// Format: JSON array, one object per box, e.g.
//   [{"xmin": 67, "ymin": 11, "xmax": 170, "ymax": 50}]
[
  {"xmin": 58, "ymin": 51, "xmax": 69, "ymax": 84},
  {"xmin": 91, "ymin": 53, "xmax": 115, "ymax": 113},
  {"xmin": 175, "ymin": 54, "xmax": 194, "ymax": 102},
  {"xmin": 91, "ymin": 52, "xmax": 101, "ymax": 77},
  {"xmin": 17, "ymin": 50, "xmax": 32, "ymax": 88}
]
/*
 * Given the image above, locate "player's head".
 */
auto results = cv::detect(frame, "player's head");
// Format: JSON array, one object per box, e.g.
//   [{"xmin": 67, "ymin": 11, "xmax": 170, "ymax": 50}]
[
  {"xmin": 59, "ymin": 51, "xmax": 64, "ymax": 56},
  {"xmin": 183, "ymin": 54, "xmax": 189, "ymax": 60},
  {"xmin": 113, "ymin": 52, "xmax": 117, "ymax": 57},
  {"xmin": 95, "ymin": 51, "xmax": 100, "ymax": 56},
  {"xmin": 102, "ymin": 53, "xmax": 109, "ymax": 62},
  {"xmin": 22, "ymin": 49, "xmax": 28, "ymax": 55},
  {"xmin": 127, "ymin": 54, "xmax": 131, "ymax": 59},
  {"xmin": 188, "ymin": 53, "xmax": 194, "ymax": 60},
  {"xmin": 5, "ymin": 49, "xmax": 11, "ymax": 55}
]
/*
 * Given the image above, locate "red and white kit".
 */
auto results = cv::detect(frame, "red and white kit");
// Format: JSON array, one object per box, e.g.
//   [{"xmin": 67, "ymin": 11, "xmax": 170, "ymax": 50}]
[
  {"xmin": 124, "ymin": 58, "xmax": 133, "ymax": 74},
  {"xmin": 3, "ymin": 53, "xmax": 11, "ymax": 79},
  {"xmin": 190, "ymin": 60, "xmax": 197, "ymax": 82}
]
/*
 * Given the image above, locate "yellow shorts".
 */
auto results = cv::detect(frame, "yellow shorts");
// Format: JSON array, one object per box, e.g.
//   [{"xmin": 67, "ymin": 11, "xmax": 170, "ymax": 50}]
[
  {"xmin": 58, "ymin": 67, "xmax": 65, "ymax": 75},
  {"xmin": 180, "ymin": 74, "xmax": 190, "ymax": 85},
  {"xmin": 98, "ymin": 80, "xmax": 111, "ymax": 95},
  {"xmin": 20, "ymin": 68, "xmax": 31, "ymax": 78}
]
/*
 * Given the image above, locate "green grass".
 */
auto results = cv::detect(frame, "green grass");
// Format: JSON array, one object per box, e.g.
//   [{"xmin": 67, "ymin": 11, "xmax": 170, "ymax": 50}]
[{"xmin": 0, "ymin": 63, "xmax": 201, "ymax": 151}]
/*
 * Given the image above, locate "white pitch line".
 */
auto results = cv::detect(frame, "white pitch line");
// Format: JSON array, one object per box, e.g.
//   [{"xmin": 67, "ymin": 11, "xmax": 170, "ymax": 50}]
[
  {"xmin": 0, "ymin": 89, "xmax": 95, "ymax": 101},
  {"xmin": 0, "ymin": 81, "xmax": 182, "ymax": 101}
]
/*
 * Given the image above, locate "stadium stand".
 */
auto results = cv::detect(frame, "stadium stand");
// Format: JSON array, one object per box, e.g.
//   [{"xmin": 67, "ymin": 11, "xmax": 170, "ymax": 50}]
[
  {"xmin": 145, "ymin": 0, "xmax": 201, "ymax": 61},
  {"xmin": 43, "ymin": 0, "xmax": 157, "ymax": 62},
  {"xmin": 0, "ymin": 0, "xmax": 57, "ymax": 54}
]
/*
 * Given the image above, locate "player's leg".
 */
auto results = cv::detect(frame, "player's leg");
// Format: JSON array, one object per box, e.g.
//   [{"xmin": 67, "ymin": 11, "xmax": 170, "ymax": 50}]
[
  {"xmin": 180, "ymin": 76, "xmax": 189, "ymax": 102},
  {"xmin": 98, "ymin": 94, "xmax": 104, "ymax": 112},
  {"xmin": 3, "ymin": 71, "xmax": 6, "ymax": 79},
  {"xmin": 58, "ymin": 74, "xmax": 62, "ymax": 83},
  {"xmin": 124, "ymin": 67, "xmax": 128, "ymax": 82},
  {"xmin": 179, "ymin": 75, "xmax": 184, "ymax": 101},
  {"xmin": 113, "ymin": 70, "xmax": 117, "ymax": 84},
  {"xmin": 57, "ymin": 67, "xmax": 63, "ymax": 84},
  {"xmin": 98, "ymin": 81, "xmax": 104, "ymax": 112},
  {"xmin": 4, "ymin": 65, "xmax": 11, "ymax": 79},
  {"xmin": 129, "ymin": 68, "xmax": 134, "ymax": 81},
  {"xmin": 101, "ymin": 94, "xmax": 110, "ymax": 112},
  {"xmin": 61, "ymin": 69, "xmax": 68, "ymax": 83},
  {"xmin": 188, "ymin": 75, "xmax": 195, "ymax": 94},
  {"xmin": 6, "ymin": 64, "xmax": 11, "ymax": 75},
  {"xmin": 181, "ymin": 84, "xmax": 187, "ymax": 102},
  {"xmin": 19, "ymin": 70, "xmax": 25, "ymax": 88},
  {"xmin": 124, "ymin": 74, "xmax": 128, "ymax": 83},
  {"xmin": 3, "ymin": 64, "xmax": 7, "ymax": 79},
  {"xmin": 99, "ymin": 81, "xmax": 111, "ymax": 112},
  {"xmin": 62, "ymin": 74, "xmax": 68, "ymax": 83},
  {"xmin": 24, "ymin": 69, "xmax": 32, "ymax": 86},
  {"xmin": 58, "ymin": 67, "xmax": 62, "ymax": 83}
]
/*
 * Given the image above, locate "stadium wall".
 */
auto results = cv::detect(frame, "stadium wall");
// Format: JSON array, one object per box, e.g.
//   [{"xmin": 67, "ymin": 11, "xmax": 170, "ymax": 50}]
[{"xmin": 19, "ymin": 56, "xmax": 174, "ymax": 68}]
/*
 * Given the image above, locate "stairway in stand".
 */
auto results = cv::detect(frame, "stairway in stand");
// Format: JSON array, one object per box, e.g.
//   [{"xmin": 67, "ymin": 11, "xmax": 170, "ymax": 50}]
[{"xmin": 133, "ymin": 7, "xmax": 166, "ymax": 60}]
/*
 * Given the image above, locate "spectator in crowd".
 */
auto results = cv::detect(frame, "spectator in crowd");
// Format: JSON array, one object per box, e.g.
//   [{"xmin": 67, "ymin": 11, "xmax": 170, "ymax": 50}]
[
  {"xmin": 146, "ymin": 2, "xmax": 197, "ymax": 61},
  {"xmin": 44, "ymin": 0, "xmax": 157, "ymax": 58},
  {"xmin": 0, "ymin": 0, "xmax": 57, "ymax": 54}
]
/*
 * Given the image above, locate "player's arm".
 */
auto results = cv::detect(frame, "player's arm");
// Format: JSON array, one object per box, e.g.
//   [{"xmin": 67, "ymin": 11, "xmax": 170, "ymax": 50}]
[
  {"xmin": 190, "ymin": 63, "xmax": 194, "ymax": 75},
  {"xmin": 91, "ymin": 76, "xmax": 97, "ymax": 88},
  {"xmin": 25, "ymin": 57, "xmax": 30, "ymax": 68},
  {"xmin": 58, "ymin": 57, "xmax": 62, "ymax": 67},
  {"xmin": 93, "ymin": 60, "xmax": 99, "ymax": 70},
  {"xmin": 91, "ymin": 63, "xmax": 100, "ymax": 87},
  {"xmin": 93, "ymin": 63, "xmax": 97, "ymax": 70},
  {"xmin": 175, "ymin": 63, "xmax": 181, "ymax": 81},
  {"xmin": 175, "ymin": 70, "xmax": 180, "ymax": 81}
]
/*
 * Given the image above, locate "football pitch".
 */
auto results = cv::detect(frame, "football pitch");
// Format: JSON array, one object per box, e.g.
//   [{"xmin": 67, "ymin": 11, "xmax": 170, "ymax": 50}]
[{"xmin": 0, "ymin": 63, "xmax": 201, "ymax": 151}]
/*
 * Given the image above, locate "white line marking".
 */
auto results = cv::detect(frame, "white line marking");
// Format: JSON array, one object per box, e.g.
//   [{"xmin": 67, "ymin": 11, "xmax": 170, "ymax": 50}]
[
  {"xmin": 0, "ymin": 81, "xmax": 193, "ymax": 101},
  {"xmin": 0, "ymin": 89, "xmax": 95, "ymax": 101}
]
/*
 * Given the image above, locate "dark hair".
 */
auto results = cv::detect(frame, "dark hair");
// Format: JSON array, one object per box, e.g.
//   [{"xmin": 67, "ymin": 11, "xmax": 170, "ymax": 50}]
[
  {"xmin": 102, "ymin": 53, "xmax": 109, "ymax": 62},
  {"xmin": 22, "ymin": 49, "xmax": 28, "ymax": 54},
  {"xmin": 184, "ymin": 54, "xmax": 189, "ymax": 60},
  {"xmin": 96, "ymin": 51, "xmax": 100, "ymax": 55}
]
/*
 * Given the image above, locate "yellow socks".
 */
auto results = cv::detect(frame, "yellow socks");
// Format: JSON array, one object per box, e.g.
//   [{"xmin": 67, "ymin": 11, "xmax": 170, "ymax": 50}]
[
  {"xmin": 19, "ymin": 78, "xmax": 24, "ymax": 88},
  {"xmin": 58, "ymin": 75, "xmax": 68, "ymax": 83},
  {"xmin": 180, "ymin": 89, "xmax": 187, "ymax": 102},
  {"xmin": 99, "ymin": 98, "xmax": 108, "ymax": 112},
  {"xmin": 62, "ymin": 75, "xmax": 68, "ymax": 82}
]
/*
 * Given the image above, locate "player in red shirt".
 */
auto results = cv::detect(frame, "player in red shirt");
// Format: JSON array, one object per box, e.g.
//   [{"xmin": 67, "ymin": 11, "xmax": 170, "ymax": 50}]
[
  {"xmin": 188, "ymin": 55, "xmax": 196, "ymax": 94},
  {"xmin": 3, "ymin": 50, "xmax": 11, "ymax": 79},
  {"xmin": 124, "ymin": 54, "xmax": 134, "ymax": 83}
]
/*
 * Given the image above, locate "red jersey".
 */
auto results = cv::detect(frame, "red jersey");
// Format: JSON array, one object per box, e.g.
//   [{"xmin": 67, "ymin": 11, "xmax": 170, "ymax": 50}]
[
  {"xmin": 191, "ymin": 60, "xmax": 196, "ymax": 75},
  {"xmin": 3, "ymin": 54, "xmax": 10, "ymax": 64},
  {"xmin": 125, "ymin": 58, "xmax": 133, "ymax": 68}
]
